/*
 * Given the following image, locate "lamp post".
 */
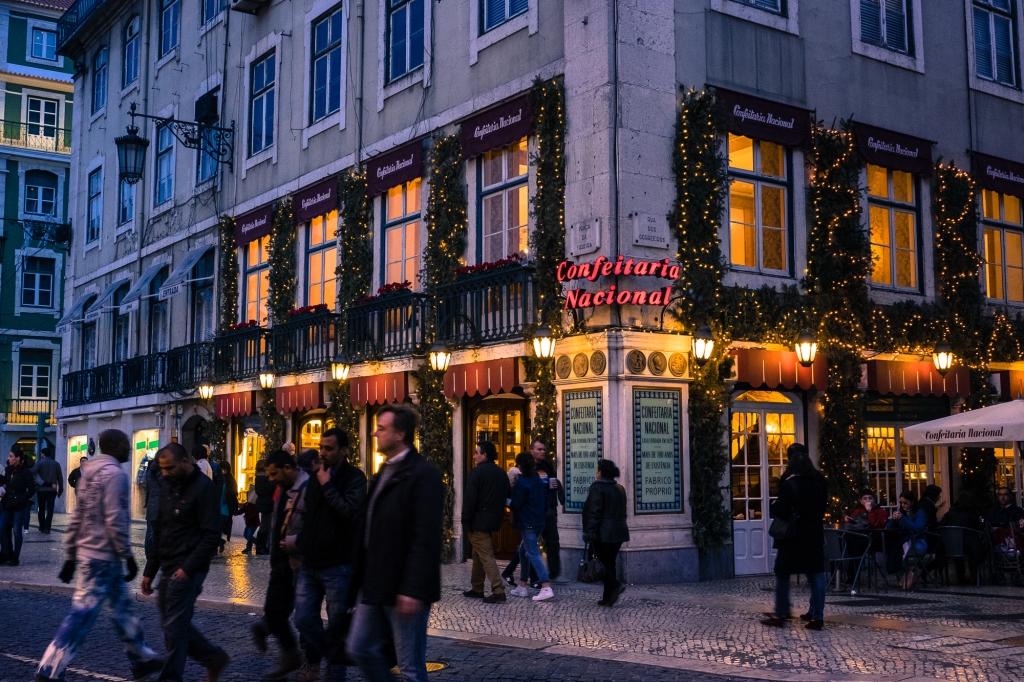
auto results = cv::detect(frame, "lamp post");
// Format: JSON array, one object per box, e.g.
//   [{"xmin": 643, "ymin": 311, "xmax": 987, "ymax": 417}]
[
  {"xmin": 692, "ymin": 325, "xmax": 715, "ymax": 368},
  {"xmin": 794, "ymin": 329, "xmax": 818, "ymax": 368},
  {"xmin": 259, "ymin": 357, "xmax": 276, "ymax": 390},
  {"xmin": 932, "ymin": 340, "xmax": 955, "ymax": 377},
  {"xmin": 428, "ymin": 340, "xmax": 452, "ymax": 373},
  {"xmin": 331, "ymin": 350, "xmax": 351, "ymax": 382},
  {"xmin": 532, "ymin": 323, "xmax": 557, "ymax": 359},
  {"xmin": 198, "ymin": 381, "xmax": 214, "ymax": 401}
]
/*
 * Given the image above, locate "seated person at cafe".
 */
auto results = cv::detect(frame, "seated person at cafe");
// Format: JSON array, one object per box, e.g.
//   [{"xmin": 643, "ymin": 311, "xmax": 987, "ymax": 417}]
[
  {"xmin": 882, "ymin": 490, "xmax": 929, "ymax": 588},
  {"xmin": 939, "ymin": 491, "xmax": 985, "ymax": 584},
  {"xmin": 985, "ymin": 487, "xmax": 1024, "ymax": 529},
  {"xmin": 840, "ymin": 489, "xmax": 887, "ymax": 583}
]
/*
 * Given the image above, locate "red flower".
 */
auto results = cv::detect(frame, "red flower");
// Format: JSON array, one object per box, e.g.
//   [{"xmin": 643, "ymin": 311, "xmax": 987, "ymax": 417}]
[{"xmin": 454, "ymin": 253, "xmax": 523, "ymax": 277}]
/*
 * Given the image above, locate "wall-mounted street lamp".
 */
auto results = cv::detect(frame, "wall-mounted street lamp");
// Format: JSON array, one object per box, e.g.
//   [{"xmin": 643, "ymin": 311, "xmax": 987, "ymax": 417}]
[
  {"xmin": 932, "ymin": 340, "xmax": 955, "ymax": 377},
  {"xmin": 692, "ymin": 325, "xmax": 715, "ymax": 368},
  {"xmin": 428, "ymin": 341, "xmax": 452, "ymax": 373},
  {"xmin": 794, "ymin": 329, "xmax": 818, "ymax": 368},
  {"xmin": 532, "ymin": 323, "xmax": 557, "ymax": 359},
  {"xmin": 116, "ymin": 102, "xmax": 234, "ymax": 185},
  {"xmin": 259, "ymin": 356, "xmax": 276, "ymax": 390},
  {"xmin": 331, "ymin": 350, "xmax": 351, "ymax": 382},
  {"xmin": 198, "ymin": 381, "xmax": 215, "ymax": 401}
]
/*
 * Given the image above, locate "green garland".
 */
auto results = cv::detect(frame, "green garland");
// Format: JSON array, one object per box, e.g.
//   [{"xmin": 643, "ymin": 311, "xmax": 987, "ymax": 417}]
[
  {"xmin": 325, "ymin": 382, "xmax": 361, "ymax": 467},
  {"xmin": 257, "ymin": 386, "xmax": 285, "ymax": 453},
  {"xmin": 424, "ymin": 134, "xmax": 468, "ymax": 294},
  {"xmin": 413, "ymin": 363, "xmax": 455, "ymax": 562},
  {"xmin": 208, "ymin": 416, "xmax": 229, "ymax": 463},
  {"xmin": 218, "ymin": 216, "xmax": 239, "ymax": 332},
  {"xmin": 268, "ymin": 199, "xmax": 297, "ymax": 325},
  {"xmin": 337, "ymin": 170, "xmax": 373, "ymax": 326}
]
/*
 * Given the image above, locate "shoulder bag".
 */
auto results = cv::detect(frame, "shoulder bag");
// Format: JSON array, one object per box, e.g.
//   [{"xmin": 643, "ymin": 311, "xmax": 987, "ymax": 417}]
[{"xmin": 577, "ymin": 543, "xmax": 606, "ymax": 583}]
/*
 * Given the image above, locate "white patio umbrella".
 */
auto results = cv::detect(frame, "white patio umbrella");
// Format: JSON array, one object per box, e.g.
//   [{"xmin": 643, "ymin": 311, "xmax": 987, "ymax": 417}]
[{"xmin": 902, "ymin": 397, "xmax": 1024, "ymax": 447}]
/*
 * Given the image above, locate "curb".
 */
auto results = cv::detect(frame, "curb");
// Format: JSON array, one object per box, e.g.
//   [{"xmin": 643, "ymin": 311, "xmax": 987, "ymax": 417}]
[{"xmin": 0, "ymin": 580, "xmax": 264, "ymax": 615}]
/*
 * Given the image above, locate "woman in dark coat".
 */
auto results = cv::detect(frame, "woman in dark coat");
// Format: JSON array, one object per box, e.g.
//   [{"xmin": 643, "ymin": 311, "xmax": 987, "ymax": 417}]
[
  {"xmin": 582, "ymin": 459, "xmax": 630, "ymax": 606},
  {"xmin": 761, "ymin": 443, "xmax": 828, "ymax": 630}
]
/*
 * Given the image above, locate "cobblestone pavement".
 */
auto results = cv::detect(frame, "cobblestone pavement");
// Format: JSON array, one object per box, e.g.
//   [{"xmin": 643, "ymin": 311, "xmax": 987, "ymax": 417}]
[{"xmin": 4, "ymin": 515, "xmax": 1024, "ymax": 681}]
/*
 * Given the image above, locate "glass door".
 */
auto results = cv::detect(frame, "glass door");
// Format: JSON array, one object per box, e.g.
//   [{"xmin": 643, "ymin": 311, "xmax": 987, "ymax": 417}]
[{"xmin": 469, "ymin": 396, "xmax": 527, "ymax": 558}]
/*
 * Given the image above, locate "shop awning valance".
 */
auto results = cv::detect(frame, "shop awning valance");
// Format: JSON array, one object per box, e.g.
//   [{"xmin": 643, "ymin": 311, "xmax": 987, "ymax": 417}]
[
  {"xmin": 350, "ymin": 372, "xmax": 408, "ymax": 406},
  {"xmin": 216, "ymin": 391, "xmax": 255, "ymax": 418},
  {"xmin": 903, "ymin": 398, "xmax": 1024, "ymax": 447},
  {"xmin": 731, "ymin": 349, "xmax": 827, "ymax": 391},
  {"xmin": 159, "ymin": 246, "xmax": 213, "ymax": 300},
  {"xmin": 714, "ymin": 87, "xmax": 812, "ymax": 149},
  {"xmin": 234, "ymin": 203, "xmax": 274, "ymax": 246},
  {"xmin": 972, "ymin": 151, "xmax": 1024, "ymax": 198},
  {"xmin": 277, "ymin": 383, "xmax": 324, "ymax": 414},
  {"xmin": 84, "ymin": 278, "xmax": 130, "ymax": 322},
  {"xmin": 119, "ymin": 262, "xmax": 169, "ymax": 313},
  {"xmin": 444, "ymin": 358, "xmax": 519, "ymax": 399},
  {"xmin": 461, "ymin": 93, "xmax": 532, "ymax": 159},
  {"xmin": 853, "ymin": 122, "xmax": 933, "ymax": 176},
  {"xmin": 57, "ymin": 292, "xmax": 96, "ymax": 329},
  {"xmin": 866, "ymin": 360, "xmax": 969, "ymax": 399},
  {"xmin": 294, "ymin": 177, "xmax": 338, "ymax": 222},
  {"xmin": 366, "ymin": 139, "xmax": 423, "ymax": 196}
]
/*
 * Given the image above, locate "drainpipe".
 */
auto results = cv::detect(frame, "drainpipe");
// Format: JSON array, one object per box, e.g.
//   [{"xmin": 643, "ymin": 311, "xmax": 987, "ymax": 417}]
[
  {"xmin": 355, "ymin": 1, "xmax": 365, "ymax": 167},
  {"xmin": 135, "ymin": 0, "xmax": 153, "ymax": 358}
]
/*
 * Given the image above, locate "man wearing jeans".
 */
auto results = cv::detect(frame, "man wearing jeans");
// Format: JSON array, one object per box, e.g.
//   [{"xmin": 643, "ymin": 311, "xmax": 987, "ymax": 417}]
[
  {"xmin": 141, "ymin": 443, "xmax": 229, "ymax": 682},
  {"xmin": 293, "ymin": 428, "xmax": 366, "ymax": 682},
  {"xmin": 36, "ymin": 430, "xmax": 161, "ymax": 682},
  {"xmin": 32, "ymin": 448, "xmax": 63, "ymax": 533},
  {"xmin": 347, "ymin": 405, "xmax": 444, "ymax": 682}
]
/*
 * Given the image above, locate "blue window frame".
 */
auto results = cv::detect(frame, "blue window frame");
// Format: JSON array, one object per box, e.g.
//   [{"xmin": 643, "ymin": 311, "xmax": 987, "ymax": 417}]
[
  {"xmin": 387, "ymin": 0, "xmax": 424, "ymax": 82},
  {"xmin": 974, "ymin": 0, "xmax": 1016, "ymax": 86},
  {"xmin": 161, "ymin": 0, "xmax": 180, "ymax": 56},
  {"xmin": 92, "ymin": 47, "xmax": 108, "ymax": 113},
  {"xmin": 312, "ymin": 6, "xmax": 344, "ymax": 123},
  {"xmin": 123, "ymin": 16, "xmax": 140, "ymax": 87},
  {"xmin": 250, "ymin": 53, "xmax": 276, "ymax": 155},
  {"xmin": 155, "ymin": 124, "xmax": 175, "ymax": 205},
  {"xmin": 482, "ymin": 0, "xmax": 528, "ymax": 33}
]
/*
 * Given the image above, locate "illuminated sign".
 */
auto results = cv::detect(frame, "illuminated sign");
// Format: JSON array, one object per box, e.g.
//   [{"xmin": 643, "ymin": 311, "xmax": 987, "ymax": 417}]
[{"xmin": 557, "ymin": 255, "xmax": 680, "ymax": 310}]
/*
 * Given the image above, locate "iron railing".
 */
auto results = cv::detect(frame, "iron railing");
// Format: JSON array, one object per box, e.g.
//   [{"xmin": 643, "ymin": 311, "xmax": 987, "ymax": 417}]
[
  {"xmin": 121, "ymin": 353, "xmax": 166, "ymax": 396},
  {"xmin": 272, "ymin": 311, "xmax": 338, "ymax": 375},
  {"xmin": 436, "ymin": 265, "xmax": 536, "ymax": 346},
  {"xmin": 1, "ymin": 120, "xmax": 72, "ymax": 154},
  {"xmin": 0, "ymin": 399, "xmax": 57, "ymax": 426},
  {"xmin": 165, "ymin": 342, "xmax": 214, "ymax": 393},
  {"xmin": 56, "ymin": 0, "xmax": 108, "ymax": 50},
  {"xmin": 345, "ymin": 291, "xmax": 431, "ymax": 360},
  {"xmin": 213, "ymin": 326, "xmax": 267, "ymax": 383}
]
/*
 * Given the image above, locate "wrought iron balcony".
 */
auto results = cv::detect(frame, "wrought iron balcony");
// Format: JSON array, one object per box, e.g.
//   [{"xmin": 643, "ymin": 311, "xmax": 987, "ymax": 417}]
[
  {"xmin": 272, "ymin": 311, "xmax": 338, "ymax": 375},
  {"xmin": 345, "ymin": 290, "xmax": 431, "ymax": 361},
  {"xmin": 213, "ymin": 326, "xmax": 268, "ymax": 383},
  {"xmin": 56, "ymin": 0, "xmax": 108, "ymax": 52},
  {"xmin": 0, "ymin": 399, "xmax": 56, "ymax": 426},
  {"xmin": 1, "ymin": 120, "xmax": 72, "ymax": 154},
  {"xmin": 121, "ymin": 353, "xmax": 167, "ymax": 397},
  {"xmin": 436, "ymin": 264, "xmax": 536, "ymax": 346},
  {"xmin": 165, "ymin": 342, "xmax": 214, "ymax": 393}
]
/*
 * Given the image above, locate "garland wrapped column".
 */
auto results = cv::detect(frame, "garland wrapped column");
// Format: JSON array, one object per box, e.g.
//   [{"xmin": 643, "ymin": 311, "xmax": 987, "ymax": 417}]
[
  {"xmin": 218, "ymin": 216, "xmax": 239, "ymax": 333},
  {"xmin": 268, "ymin": 199, "xmax": 297, "ymax": 325},
  {"xmin": 257, "ymin": 387, "xmax": 285, "ymax": 453}
]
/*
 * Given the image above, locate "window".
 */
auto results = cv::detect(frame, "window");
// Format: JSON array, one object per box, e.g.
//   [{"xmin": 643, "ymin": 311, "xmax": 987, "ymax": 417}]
[
  {"xmin": 864, "ymin": 427, "xmax": 943, "ymax": 508},
  {"xmin": 112, "ymin": 284, "xmax": 130, "ymax": 362},
  {"xmin": 867, "ymin": 164, "xmax": 918, "ymax": 289},
  {"xmin": 123, "ymin": 16, "xmax": 140, "ymax": 88},
  {"xmin": 197, "ymin": 103, "xmax": 219, "ymax": 185},
  {"xmin": 149, "ymin": 268, "xmax": 169, "ymax": 353},
  {"xmin": 193, "ymin": 250, "xmax": 215, "ymax": 342},
  {"xmin": 244, "ymin": 236, "xmax": 271, "ymax": 325},
  {"xmin": 20, "ymin": 364, "xmax": 50, "ymax": 399},
  {"xmin": 24, "ymin": 171, "xmax": 57, "ymax": 217},
  {"xmin": 974, "ymin": 0, "xmax": 1016, "ymax": 86},
  {"xmin": 87, "ymin": 169, "xmax": 102, "ymax": 244},
  {"xmin": 995, "ymin": 446, "xmax": 1018, "ymax": 493},
  {"xmin": 81, "ymin": 322, "xmax": 97, "ymax": 370},
  {"xmin": 387, "ymin": 0, "xmax": 424, "ymax": 82},
  {"xmin": 307, "ymin": 210, "xmax": 338, "ymax": 307},
  {"xmin": 32, "ymin": 28, "xmax": 57, "ymax": 61},
  {"xmin": 481, "ymin": 138, "xmax": 528, "ymax": 262},
  {"xmin": 733, "ymin": 0, "xmax": 783, "ymax": 12},
  {"xmin": 27, "ymin": 97, "xmax": 58, "ymax": 138},
  {"xmin": 982, "ymin": 188, "xmax": 1024, "ymax": 303},
  {"xmin": 860, "ymin": 0, "xmax": 909, "ymax": 52},
  {"xmin": 155, "ymin": 124, "xmax": 174, "ymax": 205},
  {"xmin": 727, "ymin": 134, "xmax": 788, "ymax": 274},
  {"xmin": 384, "ymin": 180, "xmax": 422, "ymax": 288},
  {"xmin": 482, "ymin": 0, "xmax": 528, "ymax": 32},
  {"xmin": 312, "ymin": 7, "xmax": 344, "ymax": 123},
  {"xmin": 118, "ymin": 179, "xmax": 135, "ymax": 225},
  {"xmin": 92, "ymin": 48, "xmax": 108, "ymax": 113},
  {"xmin": 21, "ymin": 257, "xmax": 55, "ymax": 308},
  {"xmin": 202, "ymin": 0, "xmax": 226, "ymax": 24},
  {"xmin": 161, "ymin": 0, "xmax": 180, "ymax": 56},
  {"xmin": 250, "ymin": 53, "xmax": 276, "ymax": 156}
]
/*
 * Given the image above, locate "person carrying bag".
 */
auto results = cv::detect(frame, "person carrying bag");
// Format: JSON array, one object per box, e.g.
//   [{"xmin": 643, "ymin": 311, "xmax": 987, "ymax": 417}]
[{"xmin": 581, "ymin": 459, "xmax": 630, "ymax": 606}]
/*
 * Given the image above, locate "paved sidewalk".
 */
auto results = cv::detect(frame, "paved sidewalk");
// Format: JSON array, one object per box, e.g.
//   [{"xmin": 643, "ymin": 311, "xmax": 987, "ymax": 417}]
[{"xmin": 4, "ymin": 514, "xmax": 1024, "ymax": 681}]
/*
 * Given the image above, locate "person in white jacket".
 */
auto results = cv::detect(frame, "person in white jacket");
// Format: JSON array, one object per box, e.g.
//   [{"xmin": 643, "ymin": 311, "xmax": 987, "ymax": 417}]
[{"xmin": 35, "ymin": 429, "xmax": 162, "ymax": 682}]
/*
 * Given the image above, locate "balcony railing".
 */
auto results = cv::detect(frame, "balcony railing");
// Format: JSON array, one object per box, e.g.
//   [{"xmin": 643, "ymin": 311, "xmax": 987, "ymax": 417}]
[
  {"xmin": 57, "ymin": 0, "xmax": 108, "ymax": 51},
  {"xmin": 1, "ymin": 120, "xmax": 72, "ymax": 154},
  {"xmin": 436, "ymin": 265, "xmax": 536, "ymax": 346},
  {"xmin": 272, "ymin": 311, "xmax": 338, "ymax": 375},
  {"xmin": 122, "ymin": 353, "xmax": 166, "ymax": 396},
  {"xmin": 165, "ymin": 342, "xmax": 214, "ymax": 393},
  {"xmin": 213, "ymin": 326, "xmax": 268, "ymax": 383},
  {"xmin": 0, "ymin": 399, "xmax": 56, "ymax": 426},
  {"xmin": 345, "ymin": 291, "xmax": 431, "ymax": 361}
]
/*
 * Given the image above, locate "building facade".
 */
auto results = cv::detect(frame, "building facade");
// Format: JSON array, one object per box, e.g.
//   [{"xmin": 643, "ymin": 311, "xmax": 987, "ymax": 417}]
[
  {"xmin": 0, "ymin": 0, "xmax": 71, "ymax": 463},
  {"xmin": 54, "ymin": 0, "xmax": 1024, "ymax": 580}
]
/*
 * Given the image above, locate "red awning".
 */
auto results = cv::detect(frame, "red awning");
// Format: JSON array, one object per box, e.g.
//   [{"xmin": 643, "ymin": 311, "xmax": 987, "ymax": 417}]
[
  {"xmin": 215, "ymin": 391, "xmax": 255, "ymax": 418},
  {"xmin": 443, "ymin": 358, "xmax": 519, "ymax": 399},
  {"xmin": 350, "ymin": 372, "xmax": 408, "ymax": 406},
  {"xmin": 731, "ymin": 349, "xmax": 827, "ymax": 391},
  {"xmin": 866, "ymin": 360, "xmax": 970, "ymax": 398},
  {"xmin": 276, "ymin": 383, "xmax": 324, "ymax": 414}
]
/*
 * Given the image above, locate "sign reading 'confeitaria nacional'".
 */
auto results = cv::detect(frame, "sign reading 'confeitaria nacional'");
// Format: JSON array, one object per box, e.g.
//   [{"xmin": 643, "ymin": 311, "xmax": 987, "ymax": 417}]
[{"xmin": 557, "ymin": 255, "xmax": 680, "ymax": 310}]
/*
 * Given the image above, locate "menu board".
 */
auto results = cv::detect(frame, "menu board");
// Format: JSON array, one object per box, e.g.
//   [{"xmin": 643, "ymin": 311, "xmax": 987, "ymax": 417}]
[
  {"xmin": 633, "ymin": 388, "xmax": 683, "ymax": 513},
  {"xmin": 563, "ymin": 390, "xmax": 603, "ymax": 512}
]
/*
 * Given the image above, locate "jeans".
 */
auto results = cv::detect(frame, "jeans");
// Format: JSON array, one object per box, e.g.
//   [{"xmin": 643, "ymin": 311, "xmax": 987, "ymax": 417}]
[
  {"xmin": 541, "ymin": 512, "xmax": 561, "ymax": 579},
  {"xmin": 243, "ymin": 526, "xmax": 257, "ymax": 551},
  {"xmin": 774, "ymin": 572, "xmax": 827, "ymax": 621},
  {"xmin": 37, "ymin": 559, "xmax": 158, "ymax": 680},
  {"xmin": 347, "ymin": 600, "xmax": 431, "ymax": 682},
  {"xmin": 294, "ymin": 564, "xmax": 352, "ymax": 681},
  {"xmin": 157, "ymin": 570, "xmax": 225, "ymax": 681},
  {"xmin": 263, "ymin": 566, "xmax": 297, "ymax": 651},
  {"xmin": 468, "ymin": 531, "xmax": 504, "ymax": 595},
  {"xmin": 256, "ymin": 512, "xmax": 272, "ymax": 552},
  {"xmin": 518, "ymin": 528, "xmax": 550, "ymax": 584},
  {"xmin": 0, "ymin": 507, "xmax": 30, "ymax": 559},
  {"xmin": 594, "ymin": 542, "xmax": 622, "ymax": 600},
  {"xmin": 37, "ymin": 489, "xmax": 58, "ymax": 532},
  {"xmin": 501, "ymin": 548, "xmax": 538, "ymax": 583}
]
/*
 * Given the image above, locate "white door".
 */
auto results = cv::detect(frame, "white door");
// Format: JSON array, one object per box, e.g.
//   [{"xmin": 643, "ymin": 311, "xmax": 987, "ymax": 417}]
[{"xmin": 731, "ymin": 393, "xmax": 800, "ymax": 576}]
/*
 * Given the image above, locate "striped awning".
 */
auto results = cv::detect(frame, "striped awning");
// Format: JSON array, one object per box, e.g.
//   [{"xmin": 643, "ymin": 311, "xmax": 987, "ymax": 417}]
[
  {"xmin": 731, "ymin": 349, "xmax": 827, "ymax": 391},
  {"xmin": 216, "ymin": 391, "xmax": 255, "ymax": 418},
  {"xmin": 866, "ymin": 360, "xmax": 970, "ymax": 399},
  {"xmin": 350, "ymin": 372, "xmax": 408, "ymax": 406},
  {"xmin": 443, "ymin": 358, "xmax": 519, "ymax": 398},
  {"xmin": 276, "ymin": 383, "xmax": 324, "ymax": 414}
]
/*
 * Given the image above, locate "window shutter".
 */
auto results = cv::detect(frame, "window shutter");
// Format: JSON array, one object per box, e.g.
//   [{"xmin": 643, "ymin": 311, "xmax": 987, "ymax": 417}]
[
  {"xmin": 510, "ymin": 0, "xmax": 528, "ymax": 18},
  {"xmin": 752, "ymin": 0, "xmax": 781, "ymax": 11},
  {"xmin": 994, "ymin": 14, "xmax": 1015, "ymax": 85},
  {"xmin": 992, "ymin": 0, "xmax": 1012, "ymax": 12},
  {"xmin": 861, "ymin": 0, "xmax": 883, "ymax": 46},
  {"xmin": 484, "ymin": 0, "xmax": 504, "ymax": 31},
  {"xmin": 975, "ymin": 7, "xmax": 994, "ymax": 80},
  {"xmin": 884, "ymin": 0, "xmax": 907, "ymax": 52}
]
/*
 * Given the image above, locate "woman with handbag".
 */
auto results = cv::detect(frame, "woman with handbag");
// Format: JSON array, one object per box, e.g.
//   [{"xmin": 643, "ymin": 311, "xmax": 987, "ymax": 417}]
[
  {"xmin": 582, "ymin": 459, "xmax": 630, "ymax": 606},
  {"xmin": 761, "ymin": 443, "xmax": 827, "ymax": 630}
]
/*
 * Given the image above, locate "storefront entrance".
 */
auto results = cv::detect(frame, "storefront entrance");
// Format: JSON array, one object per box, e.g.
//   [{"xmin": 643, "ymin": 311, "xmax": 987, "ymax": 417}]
[
  {"xmin": 468, "ymin": 395, "xmax": 528, "ymax": 559},
  {"xmin": 730, "ymin": 391, "xmax": 801, "ymax": 576},
  {"xmin": 234, "ymin": 425, "xmax": 264, "ymax": 499}
]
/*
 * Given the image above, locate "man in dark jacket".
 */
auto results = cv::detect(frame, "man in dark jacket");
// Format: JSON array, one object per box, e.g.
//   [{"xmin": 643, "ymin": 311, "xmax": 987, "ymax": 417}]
[
  {"xmin": 68, "ymin": 456, "xmax": 89, "ymax": 491},
  {"xmin": 253, "ymin": 461, "xmax": 276, "ymax": 554},
  {"xmin": 531, "ymin": 440, "xmax": 564, "ymax": 581},
  {"xmin": 461, "ymin": 440, "xmax": 510, "ymax": 603},
  {"xmin": 0, "ymin": 448, "xmax": 36, "ymax": 565},
  {"xmin": 294, "ymin": 428, "xmax": 366, "ymax": 682},
  {"xmin": 347, "ymin": 404, "xmax": 444, "ymax": 682},
  {"xmin": 32, "ymin": 447, "xmax": 64, "ymax": 533},
  {"xmin": 141, "ymin": 443, "xmax": 229, "ymax": 682},
  {"xmin": 985, "ymin": 487, "xmax": 1024, "ymax": 529}
]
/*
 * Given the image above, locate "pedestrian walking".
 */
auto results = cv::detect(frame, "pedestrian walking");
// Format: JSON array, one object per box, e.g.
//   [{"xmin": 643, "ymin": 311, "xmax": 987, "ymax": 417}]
[
  {"xmin": 35, "ymin": 430, "xmax": 162, "ymax": 682},
  {"xmin": 297, "ymin": 448, "xmax": 321, "ymax": 476},
  {"xmin": 143, "ymin": 454, "xmax": 166, "ymax": 562},
  {"xmin": 293, "ymin": 428, "xmax": 366, "ymax": 682},
  {"xmin": 500, "ymin": 460, "xmax": 539, "ymax": 588},
  {"xmin": 347, "ymin": 404, "xmax": 444, "ymax": 682},
  {"xmin": 141, "ymin": 443, "xmax": 230, "ymax": 682},
  {"xmin": 283, "ymin": 442, "xmax": 296, "ymax": 455},
  {"xmin": 461, "ymin": 440, "xmax": 511, "ymax": 603},
  {"xmin": 238, "ymin": 491, "xmax": 261, "ymax": 554},
  {"xmin": 218, "ymin": 460, "xmax": 238, "ymax": 553},
  {"xmin": 251, "ymin": 449, "xmax": 308, "ymax": 681},
  {"xmin": 33, "ymin": 446, "xmax": 64, "ymax": 533},
  {"xmin": 254, "ymin": 459, "xmax": 276, "ymax": 555},
  {"xmin": 68, "ymin": 456, "xmax": 89, "ymax": 490},
  {"xmin": 0, "ymin": 448, "xmax": 36, "ymax": 565},
  {"xmin": 761, "ymin": 443, "xmax": 828, "ymax": 630},
  {"xmin": 508, "ymin": 452, "xmax": 554, "ymax": 601},
  {"xmin": 582, "ymin": 459, "xmax": 630, "ymax": 606},
  {"xmin": 193, "ymin": 445, "xmax": 214, "ymax": 480},
  {"xmin": 531, "ymin": 440, "xmax": 565, "ymax": 582}
]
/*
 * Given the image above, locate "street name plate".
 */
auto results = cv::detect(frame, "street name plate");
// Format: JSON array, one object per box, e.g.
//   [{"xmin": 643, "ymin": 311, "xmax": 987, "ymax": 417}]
[
  {"xmin": 563, "ymin": 389, "xmax": 603, "ymax": 513},
  {"xmin": 632, "ymin": 212, "xmax": 670, "ymax": 249},
  {"xmin": 633, "ymin": 388, "xmax": 682, "ymax": 513}
]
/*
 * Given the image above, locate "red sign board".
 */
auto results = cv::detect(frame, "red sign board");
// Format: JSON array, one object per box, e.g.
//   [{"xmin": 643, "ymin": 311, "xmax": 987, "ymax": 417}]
[
  {"xmin": 973, "ymin": 151, "xmax": 1024, "ymax": 199},
  {"xmin": 366, "ymin": 140, "xmax": 423, "ymax": 196},
  {"xmin": 461, "ymin": 94, "xmax": 533, "ymax": 159},
  {"xmin": 716, "ymin": 87, "xmax": 812, "ymax": 149},
  {"xmin": 234, "ymin": 204, "xmax": 273, "ymax": 246},
  {"xmin": 854, "ymin": 122, "xmax": 933, "ymax": 176},
  {"xmin": 558, "ymin": 255, "xmax": 678, "ymax": 310},
  {"xmin": 293, "ymin": 178, "xmax": 338, "ymax": 222}
]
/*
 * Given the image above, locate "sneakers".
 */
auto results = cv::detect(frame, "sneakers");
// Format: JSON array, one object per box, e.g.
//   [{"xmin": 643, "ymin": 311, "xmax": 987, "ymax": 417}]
[
  {"xmin": 462, "ymin": 589, "xmax": 485, "ymax": 598},
  {"xmin": 530, "ymin": 581, "xmax": 542, "ymax": 590},
  {"xmin": 292, "ymin": 660, "xmax": 321, "ymax": 682},
  {"xmin": 503, "ymin": 575, "xmax": 516, "ymax": 589},
  {"xmin": 532, "ymin": 587, "xmax": 554, "ymax": 601},
  {"xmin": 482, "ymin": 592, "xmax": 506, "ymax": 603},
  {"xmin": 509, "ymin": 586, "xmax": 530, "ymax": 597}
]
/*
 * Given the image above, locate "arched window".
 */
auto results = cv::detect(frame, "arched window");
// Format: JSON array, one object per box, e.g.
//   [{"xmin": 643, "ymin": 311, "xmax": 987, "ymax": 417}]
[
  {"xmin": 24, "ymin": 170, "xmax": 58, "ymax": 217},
  {"xmin": 92, "ymin": 47, "xmax": 108, "ymax": 113},
  {"xmin": 123, "ymin": 17, "xmax": 140, "ymax": 87}
]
